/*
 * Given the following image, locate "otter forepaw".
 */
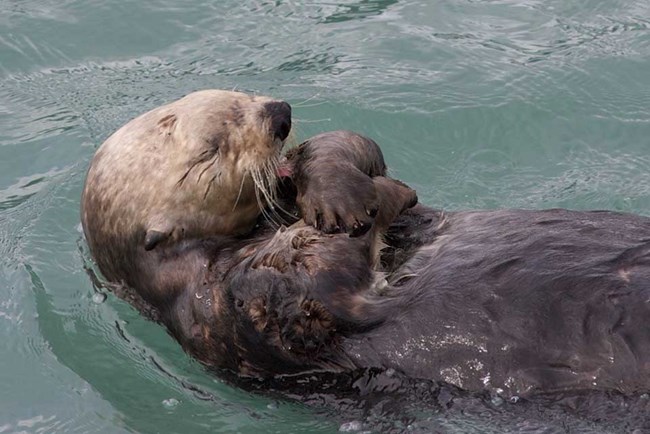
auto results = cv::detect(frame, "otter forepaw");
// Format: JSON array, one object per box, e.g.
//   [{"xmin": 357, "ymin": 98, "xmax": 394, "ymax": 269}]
[{"xmin": 298, "ymin": 167, "xmax": 379, "ymax": 237}]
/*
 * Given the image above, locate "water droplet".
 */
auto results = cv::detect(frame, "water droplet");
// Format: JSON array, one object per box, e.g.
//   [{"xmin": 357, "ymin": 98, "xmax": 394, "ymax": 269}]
[
  {"xmin": 339, "ymin": 421, "xmax": 363, "ymax": 432},
  {"xmin": 490, "ymin": 395, "xmax": 504, "ymax": 406},
  {"xmin": 162, "ymin": 398, "xmax": 179, "ymax": 409},
  {"xmin": 92, "ymin": 292, "xmax": 107, "ymax": 304}
]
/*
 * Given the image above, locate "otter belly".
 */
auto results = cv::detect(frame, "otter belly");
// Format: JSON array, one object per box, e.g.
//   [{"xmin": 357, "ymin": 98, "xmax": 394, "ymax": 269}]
[{"xmin": 346, "ymin": 208, "xmax": 650, "ymax": 396}]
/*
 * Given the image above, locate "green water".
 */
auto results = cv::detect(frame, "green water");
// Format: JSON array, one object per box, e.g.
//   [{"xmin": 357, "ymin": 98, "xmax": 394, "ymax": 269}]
[{"xmin": 1, "ymin": 0, "xmax": 649, "ymax": 432}]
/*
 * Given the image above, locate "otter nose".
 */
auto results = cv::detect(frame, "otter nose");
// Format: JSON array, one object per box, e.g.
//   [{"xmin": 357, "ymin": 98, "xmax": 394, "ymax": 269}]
[{"xmin": 264, "ymin": 101, "xmax": 292, "ymax": 141}]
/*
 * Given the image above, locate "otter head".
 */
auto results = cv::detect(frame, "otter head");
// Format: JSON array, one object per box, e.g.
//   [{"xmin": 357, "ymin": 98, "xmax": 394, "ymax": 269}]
[{"xmin": 81, "ymin": 89, "xmax": 291, "ymax": 284}]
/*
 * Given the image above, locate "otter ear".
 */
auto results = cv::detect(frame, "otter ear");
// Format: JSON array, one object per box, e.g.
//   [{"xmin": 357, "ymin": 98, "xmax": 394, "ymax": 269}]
[
  {"xmin": 157, "ymin": 113, "xmax": 177, "ymax": 136},
  {"xmin": 144, "ymin": 229, "xmax": 170, "ymax": 251}
]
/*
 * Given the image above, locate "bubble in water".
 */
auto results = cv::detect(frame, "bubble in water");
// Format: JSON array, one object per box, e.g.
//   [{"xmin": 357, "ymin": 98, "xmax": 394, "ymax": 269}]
[
  {"xmin": 162, "ymin": 398, "xmax": 179, "ymax": 409},
  {"xmin": 490, "ymin": 395, "xmax": 504, "ymax": 406},
  {"xmin": 92, "ymin": 292, "xmax": 107, "ymax": 304},
  {"xmin": 339, "ymin": 421, "xmax": 363, "ymax": 432},
  {"xmin": 509, "ymin": 395, "xmax": 520, "ymax": 404},
  {"xmin": 266, "ymin": 402, "xmax": 278, "ymax": 410}
]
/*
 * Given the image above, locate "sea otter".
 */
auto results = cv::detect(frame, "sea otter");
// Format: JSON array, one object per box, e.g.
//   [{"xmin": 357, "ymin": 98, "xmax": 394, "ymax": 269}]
[{"xmin": 81, "ymin": 89, "xmax": 650, "ymax": 399}]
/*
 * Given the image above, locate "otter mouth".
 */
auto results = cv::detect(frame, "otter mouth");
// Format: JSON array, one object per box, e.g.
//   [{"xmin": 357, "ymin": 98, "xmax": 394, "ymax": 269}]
[{"xmin": 276, "ymin": 157, "xmax": 293, "ymax": 179}]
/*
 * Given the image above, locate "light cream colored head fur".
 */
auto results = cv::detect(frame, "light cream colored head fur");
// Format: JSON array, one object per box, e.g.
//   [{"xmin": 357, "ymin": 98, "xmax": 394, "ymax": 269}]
[{"xmin": 81, "ymin": 89, "xmax": 290, "ymax": 264}]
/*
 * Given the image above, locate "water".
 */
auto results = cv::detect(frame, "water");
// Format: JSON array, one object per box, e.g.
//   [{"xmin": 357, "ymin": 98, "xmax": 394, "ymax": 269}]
[{"xmin": 1, "ymin": 0, "xmax": 649, "ymax": 432}]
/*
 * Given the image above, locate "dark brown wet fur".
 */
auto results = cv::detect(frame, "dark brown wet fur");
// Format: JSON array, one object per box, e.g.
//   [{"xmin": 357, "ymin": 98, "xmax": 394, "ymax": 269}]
[
  {"xmin": 153, "ymin": 135, "xmax": 650, "ymax": 396},
  {"xmin": 130, "ymin": 174, "xmax": 417, "ymax": 377}
]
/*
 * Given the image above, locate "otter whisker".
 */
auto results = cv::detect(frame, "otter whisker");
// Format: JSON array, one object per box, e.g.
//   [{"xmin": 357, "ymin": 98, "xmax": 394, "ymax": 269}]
[
  {"xmin": 262, "ymin": 160, "xmax": 276, "ymax": 202},
  {"xmin": 261, "ymin": 159, "xmax": 293, "ymax": 220},
  {"xmin": 291, "ymin": 93, "xmax": 322, "ymax": 108},
  {"xmin": 292, "ymin": 117, "xmax": 332, "ymax": 123},
  {"xmin": 232, "ymin": 174, "xmax": 247, "ymax": 212},
  {"xmin": 253, "ymin": 165, "xmax": 286, "ymax": 227},
  {"xmin": 246, "ymin": 156, "xmax": 292, "ymax": 227},
  {"xmin": 290, "ymin": 101, "xmax": 327, "ymax": 109},
  {"xmin": 260, "ymin": 159, "xmax": 290, "ymax": 223},
  {"xmin": 252, "ymin": 165, "xmax": 275, "ymax": 208},
  {"xmin": 252, "ymin": 174, "xmax": 280, "ymax": 228}
]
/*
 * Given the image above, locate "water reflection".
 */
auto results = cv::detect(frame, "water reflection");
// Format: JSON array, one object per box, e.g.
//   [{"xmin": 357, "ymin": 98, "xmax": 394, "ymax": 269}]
[{"xmin": 321, "ymin": 0, "xmax": 399, "ymax": 24}]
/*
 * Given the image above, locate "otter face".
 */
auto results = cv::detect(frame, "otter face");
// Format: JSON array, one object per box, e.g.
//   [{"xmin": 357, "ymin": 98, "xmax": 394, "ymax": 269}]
[
  {"xmin": 81, "ymin": 89, "xmax": 292, "ymax": 282},
  {"xmin": 160, "ymin": 90, "xmax": 293, "ymax": 240}
]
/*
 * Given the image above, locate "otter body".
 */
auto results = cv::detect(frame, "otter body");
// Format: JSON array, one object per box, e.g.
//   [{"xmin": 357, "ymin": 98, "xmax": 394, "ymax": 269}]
[
  {"xmin": 81, "ymin": 90, "xmax": 650, "ymax": 399},
  {"xmin": 143, "ymin": 204, "xmax": 650, "ymax": 397},
  {"xmin": 348, "ymin": 206, "xmax": 650, "ymax": 396}
]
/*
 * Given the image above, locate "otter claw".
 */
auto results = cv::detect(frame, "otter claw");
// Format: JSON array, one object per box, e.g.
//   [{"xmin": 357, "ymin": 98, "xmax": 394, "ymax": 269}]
[
  {"xmin": 350, "ymin": 221, "xmax": 371, "ymax": 237},
  {"xmin": 366, "ymin": 207, "xmax": 378, "ymax": 218},
  {"xmin": 144, "ymin": 229, "xmax": 170, "ymax": 251}
]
